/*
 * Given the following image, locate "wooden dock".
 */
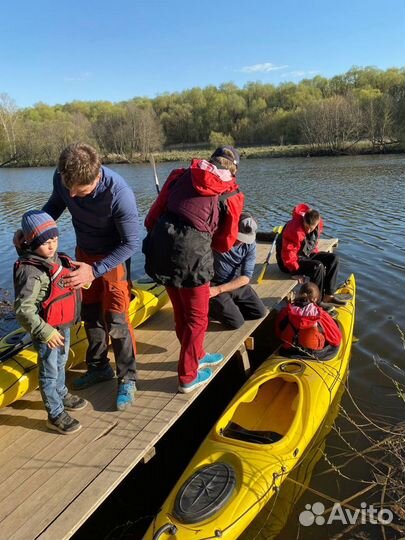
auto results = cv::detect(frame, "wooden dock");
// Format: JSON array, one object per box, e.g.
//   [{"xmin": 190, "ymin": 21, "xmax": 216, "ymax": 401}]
[{"xmin": 0, "ymin": 238, "xmax": 337, "ymax": 540}]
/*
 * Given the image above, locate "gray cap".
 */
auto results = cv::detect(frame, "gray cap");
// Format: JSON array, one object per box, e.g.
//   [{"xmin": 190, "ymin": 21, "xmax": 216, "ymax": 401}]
[{"xmin": 237, "ymin": 212, "xmax": 257, "ymax": 244}]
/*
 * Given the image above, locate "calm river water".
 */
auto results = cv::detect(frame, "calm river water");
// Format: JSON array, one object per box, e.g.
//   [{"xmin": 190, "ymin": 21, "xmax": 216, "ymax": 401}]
[{"xmin": 0, "ymin": 155, "xmax": 404, "ymax": 539}]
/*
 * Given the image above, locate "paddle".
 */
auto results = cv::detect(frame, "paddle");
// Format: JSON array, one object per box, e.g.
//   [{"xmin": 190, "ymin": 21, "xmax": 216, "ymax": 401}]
[
  {"xmin": 149, "ymin": 154, "xmax": 160, "ymax": 194},
  {"xmin": 257, "ymin": 225, "xmax": 283, "ymax": 284}
]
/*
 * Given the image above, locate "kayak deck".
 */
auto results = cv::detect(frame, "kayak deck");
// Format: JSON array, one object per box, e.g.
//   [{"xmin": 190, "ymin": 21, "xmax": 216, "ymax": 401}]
[{"xmin": 0, "ymin": 238, "xmax": 338, "ymax": 540}]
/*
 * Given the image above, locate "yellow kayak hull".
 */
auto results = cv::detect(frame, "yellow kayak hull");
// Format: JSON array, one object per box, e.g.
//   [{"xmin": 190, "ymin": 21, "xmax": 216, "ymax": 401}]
[
  {"xmin": 145, "ymin": 275, "xmax": 356, "ymax": 540},
  {"xmin": 0, "ymin": 280, "xmax": 168, "ymax": 408}
]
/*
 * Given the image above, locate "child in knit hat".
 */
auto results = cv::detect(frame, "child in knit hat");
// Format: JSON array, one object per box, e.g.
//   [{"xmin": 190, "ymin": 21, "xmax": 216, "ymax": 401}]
[{"xmin": 14, "ymin": 210, "xmax": 87, "ymax": 434}]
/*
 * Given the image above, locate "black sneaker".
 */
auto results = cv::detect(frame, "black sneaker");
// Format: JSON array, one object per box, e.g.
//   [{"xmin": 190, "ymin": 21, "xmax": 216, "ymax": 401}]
[
  {"xmin": 63, "ymin": 393, "xmax": 88, "ymax": 411},
  {"xmin": 47, "ymin": 411, "xmax": 82, "ymax": 434}
]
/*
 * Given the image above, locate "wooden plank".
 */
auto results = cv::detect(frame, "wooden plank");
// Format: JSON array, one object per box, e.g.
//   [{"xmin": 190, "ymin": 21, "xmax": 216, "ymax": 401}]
[{"xmin": 0, "ymin": 238, "xmax": 338, "ymax": 540}]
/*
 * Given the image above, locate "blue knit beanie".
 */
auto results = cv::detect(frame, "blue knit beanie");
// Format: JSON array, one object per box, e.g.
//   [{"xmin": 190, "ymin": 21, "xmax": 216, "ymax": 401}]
[{"xmin": 21, "ymin": 210, "xmax": 58, "ymax": 251}]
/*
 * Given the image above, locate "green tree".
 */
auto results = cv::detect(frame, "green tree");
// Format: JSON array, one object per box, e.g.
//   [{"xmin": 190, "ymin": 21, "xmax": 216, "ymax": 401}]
[{"xmin": 209, "ymin": 131, "xmax": 235, "ymax": 148}]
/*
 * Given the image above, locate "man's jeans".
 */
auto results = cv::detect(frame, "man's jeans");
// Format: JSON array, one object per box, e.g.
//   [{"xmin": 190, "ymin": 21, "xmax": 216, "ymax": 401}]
[{"xmin": 34, "ymin": 327, "xmax": 70, "ymax": 419}]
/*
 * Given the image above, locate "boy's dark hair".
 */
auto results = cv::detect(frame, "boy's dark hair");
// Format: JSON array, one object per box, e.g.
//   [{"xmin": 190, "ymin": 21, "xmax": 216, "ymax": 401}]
[
  {"xmin": 58, "ymin": 143, "xmax": 101, "ymax": 188},
  {"xmin": 296, "ymin": 282, "xmax": 321, "ymax": 303},
  {"xmin": 304, "ymin": 209, "xmax": 320, "ymax": 227}
]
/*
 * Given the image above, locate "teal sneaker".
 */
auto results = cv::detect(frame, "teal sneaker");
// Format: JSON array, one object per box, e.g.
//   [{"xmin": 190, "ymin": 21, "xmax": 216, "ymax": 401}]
[
  {"xmin": 178, "ymin": 368, "xmax": 213, "ymax": 394},
  {"xmin": 72, "ymin": 365, "xmax": 114, "ymax": 390},
  {"xmin": 199, "ymin": 353, "xmax": 224, "ymax": 368},
  {"xmin": 116, "ymin": 381, "xmax": 136, "ymax": 411}
]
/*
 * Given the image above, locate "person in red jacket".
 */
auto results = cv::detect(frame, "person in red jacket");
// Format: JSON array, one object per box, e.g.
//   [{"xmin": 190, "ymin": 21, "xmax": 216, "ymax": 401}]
[
  {"xmin": 276, "ymin": 203, "xmax": 345, "ymax": 305},
  {"xmin": 143, "ymin": 147, "xmax": 244, "ymax": 393},
  {"xmin": 275, "ymin": 282, "xmax": 342, "ymax": 360}
]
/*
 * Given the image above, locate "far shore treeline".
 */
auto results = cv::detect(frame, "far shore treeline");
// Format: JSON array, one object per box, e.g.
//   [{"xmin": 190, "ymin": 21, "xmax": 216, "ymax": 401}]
[{"xmin": 1, "ymin": 66, "xmax": 405, "ymax": 167}]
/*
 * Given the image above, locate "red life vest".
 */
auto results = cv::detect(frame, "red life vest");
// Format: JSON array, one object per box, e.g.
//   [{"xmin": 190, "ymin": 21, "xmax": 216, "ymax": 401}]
[
  {"xmin": 279, "ymin": 319, "xmax": 326, "ymax": 350},
  {"xmin": 15, "ymin": 253, "xmax": 81, "ymax": 328},
  {"xmin": 276, "ymin": 302, "xmax": 326, "ymax": 352}
]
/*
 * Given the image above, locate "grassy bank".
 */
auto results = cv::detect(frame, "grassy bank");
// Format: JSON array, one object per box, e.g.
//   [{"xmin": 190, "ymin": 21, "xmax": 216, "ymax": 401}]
[
  {"xmin": 2, "ymin": 142, "xmax": 404, "ymax": 168},
  {"xmin": 104, "ymin": 141, "xmax": 405, "ymax": 165}
]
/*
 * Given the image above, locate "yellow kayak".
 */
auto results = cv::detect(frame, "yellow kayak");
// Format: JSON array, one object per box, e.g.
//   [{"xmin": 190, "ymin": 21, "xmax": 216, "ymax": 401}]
[
  {"xmin": 0, "ymin": 279, "xmax": 168, "ymax": 408},
  {"xmin": 144, "ymin": 275, "xmax": 356, "ymax": 540},
  {"xmin": 242, "ymin": 371, "xmax": 346, "ymax": 540}
]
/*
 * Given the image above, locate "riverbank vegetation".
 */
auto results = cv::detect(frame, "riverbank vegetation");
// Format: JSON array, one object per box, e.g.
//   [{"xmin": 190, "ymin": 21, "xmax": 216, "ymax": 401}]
[{"xmin": 1, "ymin": 66, "xmax": 404, "ymax": 167}]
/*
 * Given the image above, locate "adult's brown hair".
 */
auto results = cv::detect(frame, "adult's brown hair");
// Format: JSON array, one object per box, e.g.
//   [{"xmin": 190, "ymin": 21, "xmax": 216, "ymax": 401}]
[{"xmin": 58, "ymin": 143, "xmax": 101, "ymax": 188}]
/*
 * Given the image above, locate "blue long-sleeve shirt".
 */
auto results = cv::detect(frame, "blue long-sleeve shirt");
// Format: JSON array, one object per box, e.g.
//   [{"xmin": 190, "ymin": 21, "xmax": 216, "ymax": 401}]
[
  {"xmin": 43, "ymin": 166, "xmax": 139, "ymax": 278},
  {"xmin": 212, "ymin": 242, "xmax": 257, "ymax": 285}
]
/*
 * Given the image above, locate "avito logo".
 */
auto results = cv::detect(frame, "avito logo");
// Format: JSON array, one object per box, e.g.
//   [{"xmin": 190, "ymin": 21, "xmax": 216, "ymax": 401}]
[{"xmin": 299, "ymin": 502, "xmax": 394, "ymax": 526}]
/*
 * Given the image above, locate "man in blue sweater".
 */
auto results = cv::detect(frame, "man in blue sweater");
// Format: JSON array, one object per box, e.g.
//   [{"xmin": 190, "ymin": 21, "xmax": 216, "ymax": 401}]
[
  {"xmin": 209, "ymin": 212, "xmax": 267, "ymax": 329},
  {"xmin": 42, "ymin": 143, "xmax": 139, "ymax": 411}
]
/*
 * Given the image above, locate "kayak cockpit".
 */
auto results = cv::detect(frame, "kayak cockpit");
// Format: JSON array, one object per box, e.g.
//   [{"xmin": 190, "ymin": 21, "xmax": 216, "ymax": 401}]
[{"xmin": 220, "ymin": 377, "xmax": 300, "ymax": 444}]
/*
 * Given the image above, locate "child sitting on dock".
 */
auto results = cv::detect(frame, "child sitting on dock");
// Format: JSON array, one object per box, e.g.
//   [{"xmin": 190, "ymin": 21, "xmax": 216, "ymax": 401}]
[
  {"xmin": 13, "ymin": 210, "xmax": 87, "ymax": 434},
  {"xmin": 275, "ymin": 282, "xmax": 342, "ymax": 360},
  {"xmin": 276, "ymin": 203, "xmax": 346, "ymax": 306}
]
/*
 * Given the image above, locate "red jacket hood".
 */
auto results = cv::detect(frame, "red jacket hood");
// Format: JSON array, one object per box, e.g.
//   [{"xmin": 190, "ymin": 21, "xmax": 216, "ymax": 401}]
[
  {"xmin": 292, "ymin": 203, "xmax": 311, "ymax": 220},
  {"xmin": 189, "ymin": 159, "xmax": 239, "ymax": 196}
]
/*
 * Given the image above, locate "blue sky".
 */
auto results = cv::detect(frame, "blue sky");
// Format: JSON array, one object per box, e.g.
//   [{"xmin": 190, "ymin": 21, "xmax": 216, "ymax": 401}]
[{"xmin": 1, "ymin": 0, "xmax": 404, "ymax": 107}]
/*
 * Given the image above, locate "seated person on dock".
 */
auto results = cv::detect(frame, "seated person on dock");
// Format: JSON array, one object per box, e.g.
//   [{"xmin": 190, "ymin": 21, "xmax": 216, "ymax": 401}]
[
  {"xmin": 209, "ymin": 212, "xmax": 267, "ymax": 329},
  {"xmin": 276, "ymin": 203, "xmax": 346, "ymax": 306},
  {"xmin": 275, "ymin": 282, "xmax": 342, "ymax": 360},
  {"xmin": 13, "ymin": 210, "xmax": 87, "ymax": 434}
]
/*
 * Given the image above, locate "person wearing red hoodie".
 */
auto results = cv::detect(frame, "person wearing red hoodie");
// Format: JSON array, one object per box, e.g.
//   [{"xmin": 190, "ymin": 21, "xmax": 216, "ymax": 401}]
[
  {"xmin": 276, "ymin": 203, "xmax": 345, "ymax": 305},
  {"xmin": 275, "ymin": 282, "xmax": 342, "ymax": 360},
  {"xmin": 143, "ymin": 147, "xmax": 244, "ymax": 393}
]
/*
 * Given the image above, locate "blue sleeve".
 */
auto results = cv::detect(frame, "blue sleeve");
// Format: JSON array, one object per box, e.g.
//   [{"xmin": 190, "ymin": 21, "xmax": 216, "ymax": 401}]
[
  {"xmin": 42, "ymin": 170, "xmax": 67, "ymax": 220},
  {"xmin": 240, "ymin": 244, "xmax": 256, "ymax": 279},
  {"xmin": 92, "ymin": 186, "xmax": 140, "ymax": 278}
]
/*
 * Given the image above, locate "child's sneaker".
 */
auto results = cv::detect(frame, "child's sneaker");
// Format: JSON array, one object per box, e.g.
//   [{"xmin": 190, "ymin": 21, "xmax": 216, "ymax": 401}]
[
  {"xmin": 63, "ymin": 393, "xmax": 88, "ymax": 411},
  {"xmin": 47, "ymin": 411, "xmax": 81, "ymax": 435},
  {"xmin": 116, "ymin": 381, "xmax": 136, "ymax": 411},
  {"xmin": 199, "ymin": 353, "xmax": 224, "ymax": 367},
  {"xmin": 178, "ymin": 368, "xmax": 213, "ymax": 394}
]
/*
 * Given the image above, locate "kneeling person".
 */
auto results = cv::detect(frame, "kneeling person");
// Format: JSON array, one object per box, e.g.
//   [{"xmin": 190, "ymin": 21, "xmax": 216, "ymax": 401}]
[{"xmin": 209, "ymin": 212, "xmax": 267, "ymax": 329}]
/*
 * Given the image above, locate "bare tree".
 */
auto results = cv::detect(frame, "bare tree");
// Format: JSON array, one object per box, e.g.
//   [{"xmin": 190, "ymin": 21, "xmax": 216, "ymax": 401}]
[
  {"xmin": 0, "ymin": 93, "xmax": 18, "ymax": 162},
  {"xmin": 362, "ymin": 95, "xmax": 397, "ymax": 151},
  {"xmin": 130, "ymin": 105, "xmax": 164, "ymax": 158},
  {"xmin": 300, "ymin": 95, "xmax": 363, "ymax": 153}
]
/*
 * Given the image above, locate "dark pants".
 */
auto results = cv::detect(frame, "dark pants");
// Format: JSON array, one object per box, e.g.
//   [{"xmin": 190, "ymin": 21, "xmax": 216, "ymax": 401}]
[
  {"xmin": 166, "ymin": 283, "xmax": 210, "ymax": 385},
  {"xmin": 209, "ymin": 285, "xmax": 267, "ymax": 329},
  {"xmin": 296, "ymin": 252, "xmax": 339, "ymax": 296},
  {"xmin": 77, "ymin": 248, "xmax": 137, "ymax": 383}
]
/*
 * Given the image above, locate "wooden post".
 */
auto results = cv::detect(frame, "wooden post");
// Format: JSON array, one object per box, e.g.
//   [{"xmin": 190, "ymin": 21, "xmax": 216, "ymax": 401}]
[
  {"xmin": 142, "ymin": 446, "xmax": 156, "ymax": 464},
  {"xmin": 235, "ymin": 342, "xmax": 251, "ymax": 377}
]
